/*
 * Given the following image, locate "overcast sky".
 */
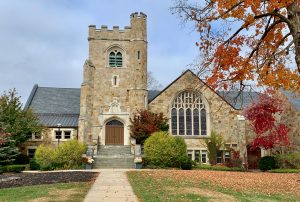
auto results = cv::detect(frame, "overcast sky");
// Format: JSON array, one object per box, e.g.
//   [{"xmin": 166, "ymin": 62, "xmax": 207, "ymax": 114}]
[{"xmin": 0, "ymin": 0, "xmax": 200, "ymax": 104}]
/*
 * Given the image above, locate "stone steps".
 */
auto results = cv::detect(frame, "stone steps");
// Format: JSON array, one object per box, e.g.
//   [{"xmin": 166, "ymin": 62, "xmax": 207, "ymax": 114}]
[{"xmin": 93, "ymin": 145, "xmax": 135, "ymax": 169}]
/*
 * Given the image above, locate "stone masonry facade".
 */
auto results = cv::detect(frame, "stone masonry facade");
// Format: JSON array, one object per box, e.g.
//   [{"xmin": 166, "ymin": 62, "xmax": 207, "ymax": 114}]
[{"xmin": 23, "ymin": 12, "xmax": 299, "ymax": 166}]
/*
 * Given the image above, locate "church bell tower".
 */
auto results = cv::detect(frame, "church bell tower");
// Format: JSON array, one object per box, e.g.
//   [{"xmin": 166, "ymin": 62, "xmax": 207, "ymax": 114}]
[{"xmin": 78, "ymin": 12, "xmax": 148, "ymax": 146}]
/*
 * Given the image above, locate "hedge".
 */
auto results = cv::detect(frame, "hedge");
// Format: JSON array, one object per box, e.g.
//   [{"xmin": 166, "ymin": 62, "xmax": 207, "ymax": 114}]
[
  {"xmin": 144, "ymin": 131, "xmax": 187, "ymax": 168},
  {"xmin": 2, "ymin": 165, "xmax": 26, "ymax": 173},
  {"xmin": 35, "ymin": 140, "xmax": 87, "ymax": 170}
]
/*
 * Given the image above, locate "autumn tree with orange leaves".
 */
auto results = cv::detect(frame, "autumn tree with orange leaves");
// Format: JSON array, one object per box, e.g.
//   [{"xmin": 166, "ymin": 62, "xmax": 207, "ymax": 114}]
[{"xmin": 173, "ymin": 0, "xmax": 300, "ymax": 93}]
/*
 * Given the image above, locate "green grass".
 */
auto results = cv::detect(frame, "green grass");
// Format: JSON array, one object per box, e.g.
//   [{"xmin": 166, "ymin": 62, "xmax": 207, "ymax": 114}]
[
  {"xmin": 194, "ymin": 164, "xmax": 244, "ymax": 172},
  {"xmin": 0, "ymin": 182, "xmax": 92, "ymax": 202},
  {"xmin": 127, "ymin": 171, "xmax": 299, "ymax": 202},
  {"xmin": 269, "ymin": 168, "xmax": 300, "ymax": 173}
]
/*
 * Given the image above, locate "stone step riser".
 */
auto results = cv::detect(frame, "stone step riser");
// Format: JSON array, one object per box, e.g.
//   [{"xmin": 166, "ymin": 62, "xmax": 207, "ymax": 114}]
[
  {"xmin": 94, "ymin": 161, "xmax": 134, "ymax": 164},
  {"xmin": 94, "ymin": 162, "xmax": 134, "ymax": 164},
  {"xmin": 98, "ymin": 152, "xmax": 131, "ymax": 155},
  {"xmin": 93, "ymin": 166, "xmax": 135, "ymax": 169},
  {"xmin": 93, "ymin": 146, "xmax": 134, "ymax": 168}
]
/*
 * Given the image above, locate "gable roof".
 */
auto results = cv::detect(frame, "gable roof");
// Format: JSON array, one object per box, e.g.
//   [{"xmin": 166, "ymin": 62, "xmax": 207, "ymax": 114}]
[
  {"xmin": 25, "ymin": 85, "xmax": 81, "ymax": 127},
  {"xmin": 25, "ymin": 85, "xmax": 80, "ymax": 114},
  {"xmin": 148, "ymin": 69, "xmax": 259, "ymax": 110}
]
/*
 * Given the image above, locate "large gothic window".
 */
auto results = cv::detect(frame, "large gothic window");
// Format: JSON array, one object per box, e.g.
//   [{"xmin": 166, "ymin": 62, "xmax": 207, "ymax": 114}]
[
  {"xmin": 109, "ymin": 51, "xmax": 123, "ymax": 67},
  {"xmin": 171, "ymin": 91, "xmax": 208, "ymax": 136}
]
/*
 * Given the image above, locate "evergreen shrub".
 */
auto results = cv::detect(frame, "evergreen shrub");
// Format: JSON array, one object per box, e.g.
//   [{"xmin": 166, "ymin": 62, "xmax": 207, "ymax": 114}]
[
  {"xmin": 144, "ymin": 132, "xmax": 187, "ymax": 168},
  {"xmin": 259, "ymin": 156, "xmax": 278, "ymax": 171}
]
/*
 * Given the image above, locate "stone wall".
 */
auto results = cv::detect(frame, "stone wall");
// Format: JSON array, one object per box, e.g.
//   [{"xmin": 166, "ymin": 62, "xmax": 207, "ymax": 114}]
[
  {"xmin": 149, "ymin": 70, "xmax": 248, "ymax": 164},
  {"xmin": 20, "ymin": 127, "xmax": 78, "ymax": 155}
]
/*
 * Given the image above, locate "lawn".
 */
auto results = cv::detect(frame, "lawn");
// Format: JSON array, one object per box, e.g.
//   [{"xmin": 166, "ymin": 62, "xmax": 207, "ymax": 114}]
[
  {"xmin": 0, "ymin": 182, "xmax": 91, "ymax": 202},
  {"xmin": 127, "ymin": 170, "xmax": 300, "ymax": 202}
]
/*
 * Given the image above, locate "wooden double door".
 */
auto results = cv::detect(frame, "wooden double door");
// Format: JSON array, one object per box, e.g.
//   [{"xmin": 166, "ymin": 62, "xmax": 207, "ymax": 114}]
[{"xmin": 105, "ymin": 120, "xmax": 124, "ymax": 145}]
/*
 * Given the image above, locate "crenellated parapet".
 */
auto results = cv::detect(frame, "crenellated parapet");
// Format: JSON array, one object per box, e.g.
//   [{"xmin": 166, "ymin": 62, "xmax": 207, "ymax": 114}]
[{"xmin": 88, "ymin": 12, "xmax": 147, "ymax": 41}]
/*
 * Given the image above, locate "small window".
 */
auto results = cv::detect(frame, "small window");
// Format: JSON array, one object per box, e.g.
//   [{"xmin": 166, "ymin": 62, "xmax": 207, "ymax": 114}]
[
  {"xmin": 232, "ymin": 143, "xmax": 238, "ymax": 147},
  {"xmin": 64, "ymin": 131, "xmax": 71, "ymax": 139},
  {"xmin": 187, "ymin": 150, "xmax": 193, "ymax": 160},
  {"xmin": 34, "ymin": 133, "xmax": 42, "ymax": 139},
  {"xmin": 112, "ymin": 75, "xmax": 118, "ymax": 86},
  {"xmin": 113, "ymin": 76, "xmax": 117, "ymax": 86},
  {"xmin": 217, "ymin": 151, "xmax": 223, "ymax": 164},
  {"xmin": 225, "ymin": 151, "xmax": 230, "ymax": 163},
  {"xmin": 55, "ymin": 131, "xmax": 62, "ymax": 139},
  {"xmin": 201, "ymin": 150, "xmax": 207, "ymax": 164},
  {"xmin": 28, "ymin": 149, "xmax": 36, "ymax": 158},
  {"xmin": 137, "ymin": 51, "xmax": 140, "ymax": 59},
  {"xmin": 194, "ymin": 150, "xmax": 200, "ymax": 162}
]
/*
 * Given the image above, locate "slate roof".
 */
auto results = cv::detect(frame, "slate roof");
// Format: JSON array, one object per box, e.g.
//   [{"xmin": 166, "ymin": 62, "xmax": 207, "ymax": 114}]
[
  {"xmin": 25, "ymin": 71, "xmax": 299, "ymax": 127},
  {"xmin": 37, "ymin": 114, "xmax": 79, "ymax": 127},
  {"xmin": 148, "ymin": 90, "xmax": 160, "ymax": 101},
  {"xmin": 283, "ymin": 91, "xmax": 300, "ymax": 111},
  {"xmin": 25, "ymin": 85, "xmax": 80, "ymax": 114},
  {"xmin": 25, "ymin": 85, "xmax": 164, "ymax": 127},
  {"xmin": 217, "ymin": 91, "xmax": 260, "ymax": 110},
  {"xmin": 25, "ymin": 85, "xmax": 80, "ymax": 127}
]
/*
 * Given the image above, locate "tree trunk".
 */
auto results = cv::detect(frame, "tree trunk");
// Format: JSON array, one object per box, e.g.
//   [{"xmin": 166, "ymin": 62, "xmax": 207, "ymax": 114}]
[{"xmin": 287, "ymin": 2, "xmax": 300, "ymax": 74}]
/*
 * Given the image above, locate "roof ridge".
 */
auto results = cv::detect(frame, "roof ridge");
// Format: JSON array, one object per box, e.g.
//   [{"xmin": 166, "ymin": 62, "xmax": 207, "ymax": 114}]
[
  {"xmin": 37, "ymin": 113, "xmax": 79, "ymax": 116},
  {"xmin": 38, "ymin": 86, "xmax": 80, "ymax": 90},
  {"xmin": 24, "ymin": 84, "xmax": 39, "ymax": 109}
]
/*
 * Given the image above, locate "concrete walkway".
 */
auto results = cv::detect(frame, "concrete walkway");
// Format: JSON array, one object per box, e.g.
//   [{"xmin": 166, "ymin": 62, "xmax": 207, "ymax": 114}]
[{"xmin": 84, "ymin": 169, "xmax": 139, "ymax": 202}]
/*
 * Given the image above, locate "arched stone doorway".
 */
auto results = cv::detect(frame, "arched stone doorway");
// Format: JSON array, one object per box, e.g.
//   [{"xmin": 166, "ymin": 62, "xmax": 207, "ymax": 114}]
[
  {"xmin": 105, "ymin": 120, "xmax": 124, "ymax": 145},
  {"xmin": 247, "ymin": 146, "xmax": 261, "ymax": 169}
]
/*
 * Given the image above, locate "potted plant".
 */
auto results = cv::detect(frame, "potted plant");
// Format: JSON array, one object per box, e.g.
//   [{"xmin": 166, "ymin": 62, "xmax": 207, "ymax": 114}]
[
  {"xmin": 134, "ymin": 157, "xmax": 143, "ymax": 169},
  {"xmin": 82, "ymin": 155, "xmax": 94, "ymax": 169}
]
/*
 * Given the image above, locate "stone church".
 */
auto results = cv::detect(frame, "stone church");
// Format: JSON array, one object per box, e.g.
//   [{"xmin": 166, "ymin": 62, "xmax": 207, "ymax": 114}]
[{"xmin": 23, "ymin": 12, "xmax": 300, "ymax": 168}]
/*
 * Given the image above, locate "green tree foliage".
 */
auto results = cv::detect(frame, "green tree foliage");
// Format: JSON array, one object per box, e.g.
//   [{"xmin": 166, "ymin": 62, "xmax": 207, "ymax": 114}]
[
  {"xmin": 35, "ymin": 140, "xmax": 87, "ymax": 170},
  {"xmin": 204, "ymin": 130, "xmax": 224, "ymax": 165},
  {"xmin": 0, "ymin": 128, "xmax": 19, "ymax": 165},
  {"xmin": 129, "ymin": 110, "xmax": 169, "ymax": 144},
  {"xmin": 0, "ymin": 89, "xmax": 42, "ymax": 145},
  {"xmin": 144, "ymin": 131, "xmax": 187, "ymax": 168}
]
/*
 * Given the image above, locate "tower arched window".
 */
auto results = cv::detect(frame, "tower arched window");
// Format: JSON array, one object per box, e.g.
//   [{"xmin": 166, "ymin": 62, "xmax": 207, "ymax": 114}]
[
  {"xmin": 171, "ymin": 91, "xmax": 208, "ymax": 136},
  {"xmin": 109, "ymin": 51, "xmax": 123, "ymax": 67}
]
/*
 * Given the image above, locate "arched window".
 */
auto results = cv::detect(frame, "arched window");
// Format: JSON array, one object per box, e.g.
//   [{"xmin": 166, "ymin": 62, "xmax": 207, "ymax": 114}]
[
  {"xmin": 109, "ymin": 51, "xmax": 123, "ymax": 67},
  {"xmin": 171, "ymin": 108, "xmax": 177, "ymax": 135},
  {"xmin": 171, "ymin": 91, "xmax": 208, "ymax": 136},
  {"xmin": 116, "ymin": 52, "xmax": 122, "ymax": 67},
  {"xmin": 106, "ymin": 119, "xmax": 123, "ymax": 126},
  {"xmin": 109, "ymin": 52, "xmax": 116, "ymax": 67}
]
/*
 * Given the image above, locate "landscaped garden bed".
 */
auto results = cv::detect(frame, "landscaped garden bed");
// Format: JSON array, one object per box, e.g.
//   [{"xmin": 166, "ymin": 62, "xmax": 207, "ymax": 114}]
[
  {"xmin": 0, "ymin": 171, "xmax": 99, "ymax": 189},
  {"xmin": 128, "ymin": 170, "xmax": 300, "ymax": 201}
]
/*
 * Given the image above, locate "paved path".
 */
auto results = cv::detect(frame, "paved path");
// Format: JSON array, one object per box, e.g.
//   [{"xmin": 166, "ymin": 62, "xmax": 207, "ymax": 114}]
[{"xmin": 84, "ymin": 169, "xmax": 139, "ymax": 202}]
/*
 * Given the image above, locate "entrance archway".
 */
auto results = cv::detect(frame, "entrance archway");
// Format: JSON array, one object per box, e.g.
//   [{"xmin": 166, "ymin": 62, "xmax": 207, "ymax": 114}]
[
  {"xmin": 247, "ymin": 146, "xmax": 261, "ymax": 169},
  {"xmin": 105, "ymin": 120, "xmax": 124, "ymax": 145}
]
